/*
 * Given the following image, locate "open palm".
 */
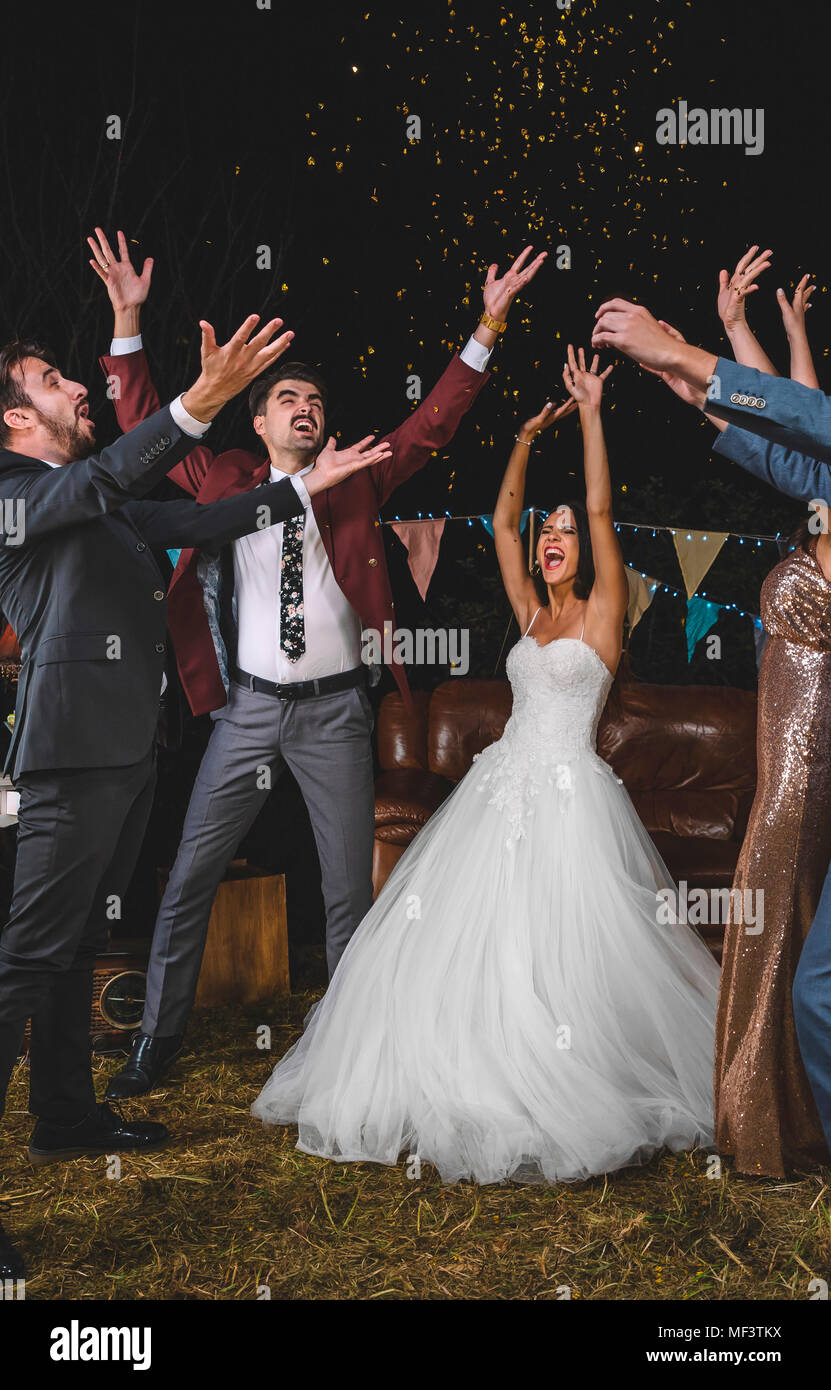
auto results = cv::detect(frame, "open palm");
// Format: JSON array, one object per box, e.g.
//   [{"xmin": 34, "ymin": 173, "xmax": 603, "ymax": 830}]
[{"xmin": 88, "ymin": 227, "xmax": 154, "ymax": 312}]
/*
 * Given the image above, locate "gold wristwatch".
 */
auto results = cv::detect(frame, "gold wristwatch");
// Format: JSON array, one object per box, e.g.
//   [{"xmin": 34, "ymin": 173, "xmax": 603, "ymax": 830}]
[{"xmin": 479, "ymin": 312, "xmax": 507, "ymax": 334}]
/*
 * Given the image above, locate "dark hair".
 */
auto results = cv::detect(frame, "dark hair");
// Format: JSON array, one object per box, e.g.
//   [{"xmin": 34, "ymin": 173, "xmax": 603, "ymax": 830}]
[
  {"xmin": 787, "ymin": 510, "xmax": 828, "ymax": 557},
  {"xmin": 534, "ymin": 498, "xmax": 596, "ymax": 603},
  {"xmin": 248, "ymin": 361, "xmax": 328, "ymax": 422},
  {"xmin": 0, "ymin": 339, "xmax": 57, "ymax": 447}
]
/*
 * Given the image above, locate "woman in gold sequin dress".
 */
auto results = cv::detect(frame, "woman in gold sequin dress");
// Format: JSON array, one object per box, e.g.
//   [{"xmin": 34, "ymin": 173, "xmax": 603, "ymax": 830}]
[{"xmin": 714, "ymin": 525, "xmax": 831, "ymax": 1175}]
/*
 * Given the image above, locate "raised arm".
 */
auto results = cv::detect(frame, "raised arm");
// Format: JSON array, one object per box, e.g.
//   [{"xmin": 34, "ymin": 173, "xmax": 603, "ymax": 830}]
[
  {"xmin": 776, "ymin": 274, "xmax": 819, "ymax": 389},
  {"xmin": 562, "ymin": 347, "xmax": 627, "ymax": 673},
  {"xmin": 123, "ymin": 432, "xmax": 392, "ymax": 550},
  {"xmin": 492, "ymin": 395, "xmax": 577, "ymax": 627},
  {"xmin": 0, "ymin": 407, "xmax": 196, "ymax": 543},
  {"xmin": 712, "ymin": 427, "xmax": 831, "ymax": 506},
  {"xmin": 90, "ymin": 227, "xmax": 224, "ymax": 496},
  {"xmin": 371, "ymin": 246, "xmax": 547, "ymax": 505},
  {"xmin": 0, "ymin": 314, "xmax": 296, "ymax": 545},
  {"xmin": 592, "ymin": 298, "xmax": 831, "ymax": 463},
  {"xmin": 717, "ymin": 246, "xmax": 779, "ymax": 375},
  {"xmin": 642, "ymin": 321, "xmax": 831, "ymax": 505}
]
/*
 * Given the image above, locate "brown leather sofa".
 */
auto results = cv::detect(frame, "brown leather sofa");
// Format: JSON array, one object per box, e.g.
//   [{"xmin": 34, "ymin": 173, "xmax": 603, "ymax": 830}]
[{"xmin": 373, "ymin": 677, "xmax": 758, "ymax": 961}]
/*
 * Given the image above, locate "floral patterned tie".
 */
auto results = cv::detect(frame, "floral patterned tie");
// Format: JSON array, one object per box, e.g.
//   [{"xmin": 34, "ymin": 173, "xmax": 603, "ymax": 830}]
[{"xmin": 280, "ymin": 512, "xmax": 306, "ymax": 661}]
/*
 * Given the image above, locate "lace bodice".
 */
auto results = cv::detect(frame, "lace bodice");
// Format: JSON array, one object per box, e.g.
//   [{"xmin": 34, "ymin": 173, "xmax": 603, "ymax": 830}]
[
  {"xmin": 505, "ymin": 635, "xmax": 613, "ymax": 757},
  {"xmin": 471, "ymin": 635, "xmax": 618, "ymax": 847}
]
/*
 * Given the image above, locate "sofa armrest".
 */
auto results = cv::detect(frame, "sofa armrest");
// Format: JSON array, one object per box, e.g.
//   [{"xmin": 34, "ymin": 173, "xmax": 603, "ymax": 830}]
[{"xmin": 374, "ymin": 768, "xmax": 454, "ymax": 842}]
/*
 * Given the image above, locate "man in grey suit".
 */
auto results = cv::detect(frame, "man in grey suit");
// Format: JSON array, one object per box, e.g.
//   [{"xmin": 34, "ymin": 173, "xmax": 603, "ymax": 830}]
[
  {"xmin": 591, "ymin": 295, "xmax": 831, "ymax": 1162},
  {"xmin": 0, "ymin": 311, "xmax": 390, "ymax": 1279}
]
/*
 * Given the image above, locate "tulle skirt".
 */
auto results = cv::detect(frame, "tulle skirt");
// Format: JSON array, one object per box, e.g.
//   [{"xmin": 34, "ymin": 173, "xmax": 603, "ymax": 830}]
[{"xmin": 252, "ymin": 746, "xmax": 720, "ymax": 1185}]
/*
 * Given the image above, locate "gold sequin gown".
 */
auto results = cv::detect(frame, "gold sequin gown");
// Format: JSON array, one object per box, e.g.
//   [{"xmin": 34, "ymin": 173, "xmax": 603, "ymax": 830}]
[{"xmin": 715, "ymin": 538, "xmax": 831, "ymax": 1176}]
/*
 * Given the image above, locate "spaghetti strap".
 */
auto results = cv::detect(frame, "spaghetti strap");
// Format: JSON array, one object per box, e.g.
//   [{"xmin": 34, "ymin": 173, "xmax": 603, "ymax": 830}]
[
  {"xmin": 524, "ymin": 606, "xmax": 542, "ymax": 638},
  {"xmin": 579, "ymin": 615, "xmax": 585, "ymax": 643}
]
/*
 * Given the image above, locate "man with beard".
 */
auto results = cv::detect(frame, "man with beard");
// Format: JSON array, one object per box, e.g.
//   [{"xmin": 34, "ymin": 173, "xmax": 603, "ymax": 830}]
[
  {"xmin": 0, "ymin": 314, "xmax": 391, "ymax": 1279},
  {"xmin": 88, "ymin": 228, "xmax": 546, "ymax": 1100}
]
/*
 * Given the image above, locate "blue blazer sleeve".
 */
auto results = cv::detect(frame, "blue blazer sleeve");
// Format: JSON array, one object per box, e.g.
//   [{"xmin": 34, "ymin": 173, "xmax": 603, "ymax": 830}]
[
  {"xmin": 712, "ymin": 424, "xmax": 831, "ymax": 505},
  {"xmin": 706, "ymin": 358, "xmax": 831, "ymax": 464}
]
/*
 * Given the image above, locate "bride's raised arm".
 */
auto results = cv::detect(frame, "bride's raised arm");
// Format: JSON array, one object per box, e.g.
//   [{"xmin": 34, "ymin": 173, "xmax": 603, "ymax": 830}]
[
  {"xmin": 492, "ymin": 394, "xmax": 577, "ymax": 629},
  {"xmin": 561, "ymin": 346, "xmax": 628, "ymax": 672}
]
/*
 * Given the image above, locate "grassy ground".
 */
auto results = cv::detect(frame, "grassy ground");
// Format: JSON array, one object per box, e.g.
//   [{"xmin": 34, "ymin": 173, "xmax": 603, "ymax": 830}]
[{"xmin": 3, "ymin": 985, "xmax": 830, "ymax": 1301}]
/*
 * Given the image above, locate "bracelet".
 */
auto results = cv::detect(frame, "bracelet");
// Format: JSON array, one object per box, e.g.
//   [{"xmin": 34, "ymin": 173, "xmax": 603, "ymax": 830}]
[
  {"xmin": 480, "ymin": 312, "xmax": 508, "ymax": 334},
  {"xmin": 515, "ymin": 434, "xmax": 533, "ymax": 446}
]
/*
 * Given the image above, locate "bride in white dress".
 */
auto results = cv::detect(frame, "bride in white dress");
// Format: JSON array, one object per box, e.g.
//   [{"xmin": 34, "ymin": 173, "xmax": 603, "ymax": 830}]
[{"xmin": 252, "ymin": 346, "xmax": 720, "ymax": 1184}]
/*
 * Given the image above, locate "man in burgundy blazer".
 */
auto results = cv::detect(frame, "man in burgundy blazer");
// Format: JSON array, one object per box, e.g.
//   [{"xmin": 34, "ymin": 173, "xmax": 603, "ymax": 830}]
[{"xmin": 89, "ymin": 229, "xmax": 546, "ymax": 1097}]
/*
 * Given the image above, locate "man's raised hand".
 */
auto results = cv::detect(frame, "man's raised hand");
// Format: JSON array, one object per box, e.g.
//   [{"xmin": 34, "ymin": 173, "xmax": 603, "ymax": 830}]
[
  {"xmin": 88, "ymin": 228, "xmax": 153, "ymax": 315},
  {"xmin": 483, "ymin": 245, "xmax": 547, "ymax": 322},
  {"xmin": 592, "ymin": 298, "xmax": 677, "ymax": 370},
  {"xmin": 182, "ymin": 315, "xmax": 295, "ymax": 423},
  {"xmin": 306, "ymin": 434, "xmax": 393, "ymax": 494}
]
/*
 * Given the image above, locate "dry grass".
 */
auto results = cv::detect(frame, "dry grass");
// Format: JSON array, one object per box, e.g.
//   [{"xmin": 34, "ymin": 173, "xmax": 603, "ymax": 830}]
[{"xmin": 3, "ymin": 991, "xmax": 830, "ymax": 1301}]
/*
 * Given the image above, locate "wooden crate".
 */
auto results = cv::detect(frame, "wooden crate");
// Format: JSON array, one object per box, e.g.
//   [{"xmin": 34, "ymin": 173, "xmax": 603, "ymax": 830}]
[{"xmin": 158, "ymin": 861, "xmax": 290, "ymax": 1008}]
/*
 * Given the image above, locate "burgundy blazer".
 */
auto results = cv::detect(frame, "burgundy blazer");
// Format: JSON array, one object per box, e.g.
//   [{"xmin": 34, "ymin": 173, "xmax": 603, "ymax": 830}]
[{"xmin": 99, "ymin": 348, "xmax": 490, "ymax": 715}]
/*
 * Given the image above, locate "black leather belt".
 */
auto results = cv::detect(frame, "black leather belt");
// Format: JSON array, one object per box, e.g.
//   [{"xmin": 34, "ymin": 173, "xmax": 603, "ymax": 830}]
[{"xmin": 232, "ymin": 664, "xmax": 365, "ymax": 701}]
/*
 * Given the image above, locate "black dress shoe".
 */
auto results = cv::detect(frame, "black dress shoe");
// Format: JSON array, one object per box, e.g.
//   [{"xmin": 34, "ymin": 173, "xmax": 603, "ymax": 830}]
[
  {"xmin": 105, "ymin": 1032, "xmax": 184, "ymax": 1100},
  {"xmin": 0, "ymin": 1204, "xmax": 26, "ymax": 1281},
  {"xmin": 28, "ymin": 1102, "xmax": 170, "ymax": 1167}
]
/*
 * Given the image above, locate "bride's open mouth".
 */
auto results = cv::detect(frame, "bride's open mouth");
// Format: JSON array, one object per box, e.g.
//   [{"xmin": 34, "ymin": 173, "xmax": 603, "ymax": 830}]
[{"xmin": 542, "ymin": 544, "xmax": 564, "ymax": 571}]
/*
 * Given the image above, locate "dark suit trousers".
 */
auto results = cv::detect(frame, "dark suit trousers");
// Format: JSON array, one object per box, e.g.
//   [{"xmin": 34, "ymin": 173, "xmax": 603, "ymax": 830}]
[{"xmin": 0, "ymin": 749, "xmax": 156, "ymax": 1126}]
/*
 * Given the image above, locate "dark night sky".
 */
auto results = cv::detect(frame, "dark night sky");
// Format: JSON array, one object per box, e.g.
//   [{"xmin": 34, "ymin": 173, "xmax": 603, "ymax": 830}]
[{"xmin": 1, "ymin": 0, "xmax": 826, "ymax": 669}]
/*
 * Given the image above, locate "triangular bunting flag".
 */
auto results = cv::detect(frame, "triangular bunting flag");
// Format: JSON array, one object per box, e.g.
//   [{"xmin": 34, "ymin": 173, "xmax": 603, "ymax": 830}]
[
  {"xmin": 390, "ymin": 519, "xmax": 446, "ymax": 600},
  {"xmin": 672, "ymin": 529, "xmax": 728, "ymax": 599},
  {"xmin": 625, "ymin": 567, "xmax": 660, "ymax": 632},
  {"xmin": 685, "ymin": 595, "xmax": 721, "ymax": 662}
]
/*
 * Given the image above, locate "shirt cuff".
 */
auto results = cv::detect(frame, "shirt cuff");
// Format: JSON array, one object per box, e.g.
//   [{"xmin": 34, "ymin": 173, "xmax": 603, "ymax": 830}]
[
  {"xmin": 291, "ymin": 474, "xmax": 312, "ymax": 508},
  {"xmin": 459, "ymin": 335, "xmax": 493, "ymax": 373},
  {"xmin": 110, "ymin": 334, "xmax": 143, "ymax": 356},
  {"xmin": 169, "ymin": 394, "xmax": 211, "ymax": 439}
]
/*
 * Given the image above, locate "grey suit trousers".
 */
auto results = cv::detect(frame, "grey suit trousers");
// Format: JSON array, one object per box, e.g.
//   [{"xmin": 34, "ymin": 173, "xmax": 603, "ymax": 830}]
[{"xmin": 141, "ymin": 677, "xmax": 376, "ymax": 1036}]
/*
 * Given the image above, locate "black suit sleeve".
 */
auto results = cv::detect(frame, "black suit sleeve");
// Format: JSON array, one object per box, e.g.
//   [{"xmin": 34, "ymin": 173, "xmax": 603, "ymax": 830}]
[
  {"xmin": 122, "ymin": 477, "xmax": 307, "ymax": 551},
  {"xmin": 0, "ymin": 406, "xmax": 200, "ymax": 546}
]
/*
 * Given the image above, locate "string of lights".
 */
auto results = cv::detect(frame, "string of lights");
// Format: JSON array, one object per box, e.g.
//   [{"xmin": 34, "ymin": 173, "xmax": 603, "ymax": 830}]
[
  {"xmin": 386, "ymin": 509, "xmax": 783, "ymax": 544},
  {"xmin": 385, "ymin": 510, "xmax": 772, "ymax": 620}
]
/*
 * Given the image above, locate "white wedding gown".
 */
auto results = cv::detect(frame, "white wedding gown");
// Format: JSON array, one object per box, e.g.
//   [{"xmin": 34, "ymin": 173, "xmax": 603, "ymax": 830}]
[{"xmin": 252, "ymin": 612, "xmax": 721, "ymax": 1185}]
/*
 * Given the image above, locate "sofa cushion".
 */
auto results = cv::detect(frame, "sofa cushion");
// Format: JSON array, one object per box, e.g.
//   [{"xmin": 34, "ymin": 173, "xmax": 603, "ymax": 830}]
[
  {"xmin": 377, "ymin": 688, "xmax": 431, "ymax": 772},
  {"xmin": 630, "ymin": 788, "xmax": 747, "ymax": 842},
  {"xmin": 374, "ymin": 768, "xmax": 454, "ymax": 842},
  {"xmin": 427, "ymin": 680, "xmax": 513, "ymax": 782},
  {"xmin": 648, "ymin": 831, "xmax": 742, "ymax": 890},
  {"xmin": 599, "ymin": 682, "xmax": 756, "ymax": 841}
]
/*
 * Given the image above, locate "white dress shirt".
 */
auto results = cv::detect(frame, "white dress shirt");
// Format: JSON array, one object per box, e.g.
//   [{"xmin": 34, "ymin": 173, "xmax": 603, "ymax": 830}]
[
  {"xmin": 233, "ymin": 460, "xmax": 361, "ymax": 682},
  {"xmin": 111, "ymin": 332, "xmax": 492, "ymax": 683}
]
